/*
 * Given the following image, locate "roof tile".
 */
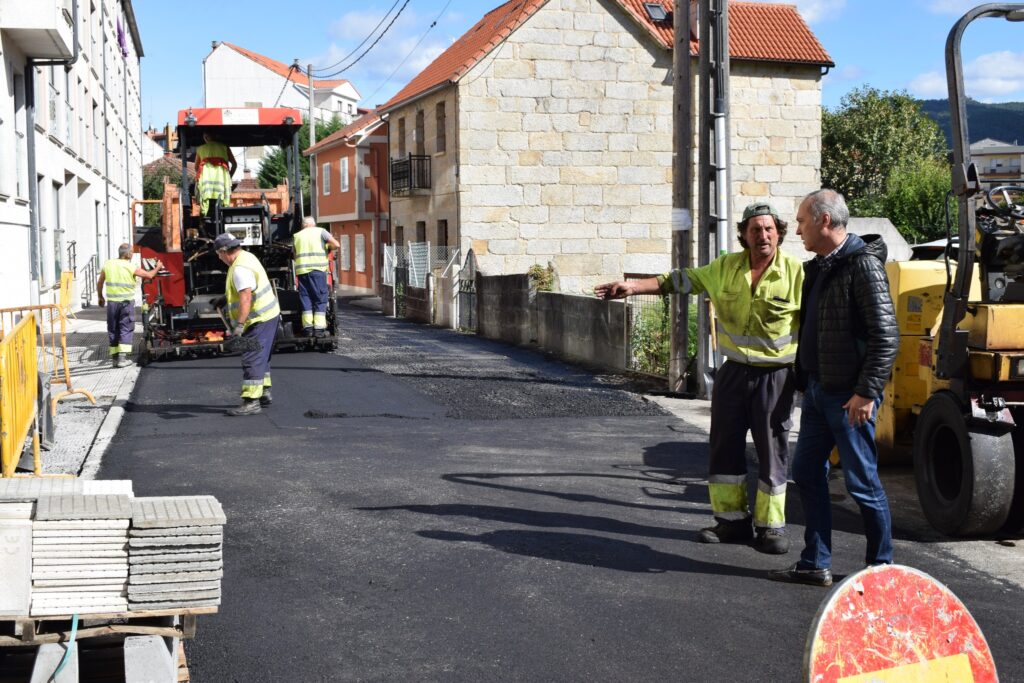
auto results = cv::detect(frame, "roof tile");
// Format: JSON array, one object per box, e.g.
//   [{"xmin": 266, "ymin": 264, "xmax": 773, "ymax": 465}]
[
  {"xmin": 380, "ymin": 0, "xmax": 832, "ymax": 112},
  {"xmin": 221, "ymin": 42, "xmax": 353, "ymax": 91}
]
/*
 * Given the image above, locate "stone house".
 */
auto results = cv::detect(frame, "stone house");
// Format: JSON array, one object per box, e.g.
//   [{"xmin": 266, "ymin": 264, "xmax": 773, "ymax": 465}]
[
  {"xmin": 305, "ymin": 110, "xmax": 390, "ymax": 293},
  {"xmin": 377, "ymin": 0, "xmax": 832, "ymax": 293}
]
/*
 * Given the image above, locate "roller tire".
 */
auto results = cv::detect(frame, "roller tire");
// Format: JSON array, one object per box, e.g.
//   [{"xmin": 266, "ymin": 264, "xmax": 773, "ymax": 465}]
[
  {"xmin": 913, "ymin": 391, "xmax": 1014, "ymax": 536},
  {"xmin": 1001, "ymin": 424, "xmax": 1024, "ymax": 534}
]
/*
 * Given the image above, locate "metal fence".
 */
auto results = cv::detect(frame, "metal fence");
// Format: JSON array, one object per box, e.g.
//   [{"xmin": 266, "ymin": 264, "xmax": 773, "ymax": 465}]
[{"xmin": 625, "ymin": 274, "xmax": 671, "ymax": 377}]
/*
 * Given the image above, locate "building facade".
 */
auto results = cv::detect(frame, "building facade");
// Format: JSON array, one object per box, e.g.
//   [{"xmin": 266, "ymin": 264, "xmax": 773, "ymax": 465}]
[
  {"xmin": 379, "ymin": 0, "xmax": 832, "ymax": 293},
  {"xmin": 971, "ymin": 138, "xmax": 1024, "ymax": 188},
  {"xmin": 203, "ymin": 42, "xmax": 361, "ymax": 179},
  {"xmin": 0, "ymin": 0, "xmax": 143, "ymax": 309},
  {"xmin": 306, "ymin": 111, "xmax": 389, "ymax": 293}
]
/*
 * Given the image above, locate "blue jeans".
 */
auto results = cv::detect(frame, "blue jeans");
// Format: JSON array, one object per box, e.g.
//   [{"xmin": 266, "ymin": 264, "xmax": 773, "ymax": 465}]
[{"xmin": 792, "ymin": 377, "xmax": 893, "ymax": 569}]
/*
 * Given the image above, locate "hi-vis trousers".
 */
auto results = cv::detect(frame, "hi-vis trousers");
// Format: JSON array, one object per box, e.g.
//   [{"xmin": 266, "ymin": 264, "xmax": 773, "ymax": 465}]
[{"xmin": 708, "ymin": 361, "xmax": 795, "ymax": 529}]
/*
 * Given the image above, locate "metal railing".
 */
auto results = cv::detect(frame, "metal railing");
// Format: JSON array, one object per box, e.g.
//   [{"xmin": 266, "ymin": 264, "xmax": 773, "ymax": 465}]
[
  {"xmin": 0, "ymin": 313, "xmax": 39, "ymax": 476},
  {"xmin": 80, "ymin": 254, "xmax": 98, "ymax": 308},
  {"xmin": 625, "ymin": 274, "xmax": 671, "ymax": 377},
  {"xmin": 390, "ymin": 155, "xmax": 431, "ymax": 194}
]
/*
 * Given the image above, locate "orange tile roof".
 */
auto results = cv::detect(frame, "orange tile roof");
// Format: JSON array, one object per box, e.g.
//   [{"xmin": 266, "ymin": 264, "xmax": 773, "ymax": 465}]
[
  {"xmin": 304, "ymin": 109, "xmax": 385, "ymax": 156},
  {"xmin": 221, "ymin": 42, "xmax": 354, "ymax": 91},
  {"xmin": 380, "ymin": 0, "xmax": 832, "ymax": 113}
]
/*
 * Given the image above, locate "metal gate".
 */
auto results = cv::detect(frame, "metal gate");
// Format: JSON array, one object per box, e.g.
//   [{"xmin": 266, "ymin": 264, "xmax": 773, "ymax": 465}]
[{"xmin": 458, "ymin": 249, "xmax": 477, "ymax": 332}]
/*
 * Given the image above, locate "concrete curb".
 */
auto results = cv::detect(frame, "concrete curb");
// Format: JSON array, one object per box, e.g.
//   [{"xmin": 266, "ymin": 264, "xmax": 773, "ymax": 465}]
[{"xmin": 78, "ymin": 364, "xmax": 141, "ymax": 480}]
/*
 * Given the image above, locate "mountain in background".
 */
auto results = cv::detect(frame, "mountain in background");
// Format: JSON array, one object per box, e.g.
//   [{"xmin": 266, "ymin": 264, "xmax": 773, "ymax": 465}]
[{"xmin": 918, "ymin": 99, "xmax": 1024, "ymax": 147}]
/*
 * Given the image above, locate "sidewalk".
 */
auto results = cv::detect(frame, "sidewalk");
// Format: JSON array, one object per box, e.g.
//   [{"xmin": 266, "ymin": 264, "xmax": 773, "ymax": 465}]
[{"xmin": 38, "ymin": 307, "xmax": 141, "ymax": 478}]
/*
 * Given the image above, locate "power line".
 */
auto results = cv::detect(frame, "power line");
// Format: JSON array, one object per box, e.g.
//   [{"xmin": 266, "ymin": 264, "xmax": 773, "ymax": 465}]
[
  {"xmin": 314, "ymin": 0, "xmax": 412, "ymax": 80},
  {"xmin": 362, "ymin": 0, "xmax": 455, "ymax": 104},
  {"xmin": 309, "ymin": 0, "xmax": 402, "ymax": 75},
  {"xmin": 272, "ymin": 63, "xmax": 299, "ymax": 107}
]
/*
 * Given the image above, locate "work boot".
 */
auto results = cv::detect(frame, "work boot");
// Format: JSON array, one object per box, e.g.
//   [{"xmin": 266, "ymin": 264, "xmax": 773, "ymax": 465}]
[
  {"xmin": 698, "ymin": 518, "xmax": 753, "ymax": 544},
  {"xmin": 752, "ymin": 528, "xmax": 790, "ymax": 555},
  {"xmin": 112, "ymin": 354, "xmax": 121, "ymax": 369},
  {"xmin": 314, "ymin": 328, "xmax": 328, "ymax": 338},
  {"xmin": 259, "ymin": 389, "xmax": 273, "ymax": 406},
  {"xmin": 227, "ymin": 399, "xmax": 262, "ymax": 416},
  {"xmin": 768, "ymin": 562, "xmax": 833, "ymax": 587},
  {"xmin": 118, "ymin": 354, "xmax": 135, "ymax": 368}
]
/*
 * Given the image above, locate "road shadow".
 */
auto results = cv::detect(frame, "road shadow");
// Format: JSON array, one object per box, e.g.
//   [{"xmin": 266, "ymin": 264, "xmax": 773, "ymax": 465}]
[
  {"xmin": 417, "ymin": 528, "xmax": 768, "ymax": 578},
  {"xmin": 124, "ymin": 401, "xmax": 229, "ymax": 419}
]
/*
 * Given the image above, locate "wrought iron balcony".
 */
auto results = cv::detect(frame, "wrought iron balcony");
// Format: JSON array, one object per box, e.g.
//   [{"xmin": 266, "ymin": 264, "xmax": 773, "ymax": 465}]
[{"xmin": 390, "ymin": 154, "xmax": 431, "ymax": 195}]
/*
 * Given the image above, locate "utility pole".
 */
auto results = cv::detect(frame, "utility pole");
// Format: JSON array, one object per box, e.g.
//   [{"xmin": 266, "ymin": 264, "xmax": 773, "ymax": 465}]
[
  {"xmin": 307, "ymin": 63, "xmax": 316, "ymax": 218},
  {"xmin": 670, "ymin": 0, "xmax": 694, "ymax": 393},
  {"xmin": 695, "ymin": 0, "xmax": 732, "ymax": 398}
]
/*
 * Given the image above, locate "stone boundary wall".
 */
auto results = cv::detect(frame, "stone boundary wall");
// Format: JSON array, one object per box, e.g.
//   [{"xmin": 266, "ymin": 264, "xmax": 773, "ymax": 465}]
[
  {"xmin": 477, "ymin": 274, "xmax": 535, "ymax": 346},
  {"xmin": 536, "ymin": 293, "xmax": 627, "ymax": 370},
  {"xmin": 405, "ymin": 285, "xmax": 431, "ymax": 324},
  {"xmin": 381, "ymin": 285, "xmax": 395, "ymax": 317}
]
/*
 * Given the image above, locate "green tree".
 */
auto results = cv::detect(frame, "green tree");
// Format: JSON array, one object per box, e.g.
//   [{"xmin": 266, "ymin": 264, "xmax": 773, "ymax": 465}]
[
  {"xmin": 257, "ymin": 116, "xmax": 344, "ymax": 212},
  {"xmin": 882, "ymin": 157, "xmax": 955, "ymax": 241},
  {"xmin": 822, "ymin": 86, "xmax": 947, "ymax": 216},
  {"xmin": 141, "ymin": 159, "xmax": 192, "ymax": 227}
]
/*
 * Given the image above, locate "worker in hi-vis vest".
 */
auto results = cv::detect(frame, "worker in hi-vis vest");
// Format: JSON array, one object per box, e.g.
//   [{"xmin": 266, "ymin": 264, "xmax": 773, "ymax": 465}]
[
  {"xmin": 595, "ymin": 203, "xmax": 803, "ymax": 556},
  {"xmin": 214, "ymin": 232, "xmax": 281, "ymax": 416},
  {"xmin": 195, "ymin": 132, "xmax": 237, "ymax": 216},
  {"xmin": 96, "ymin": 243, "xmax": 163, "ymax": 368},
  {"xmin": 292, "ymin": 216, "xmax": 340, "ymax": 337}
]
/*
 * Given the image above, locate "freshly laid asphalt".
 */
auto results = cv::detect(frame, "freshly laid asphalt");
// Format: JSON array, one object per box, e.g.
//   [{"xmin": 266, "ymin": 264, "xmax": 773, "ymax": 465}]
[{"xmin": 97, "ymin": 302, "xmax": 1024, "ymax": 682}]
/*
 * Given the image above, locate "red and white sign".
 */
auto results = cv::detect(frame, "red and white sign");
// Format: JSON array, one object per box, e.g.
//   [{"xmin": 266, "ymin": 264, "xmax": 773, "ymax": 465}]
[
  {"xmin": 805, "ymin": 564, "xmax": 997, "ymax": 682},
  {"xmin": 176, "ymin": 107, "xmax": 303, "ymax": 127}
]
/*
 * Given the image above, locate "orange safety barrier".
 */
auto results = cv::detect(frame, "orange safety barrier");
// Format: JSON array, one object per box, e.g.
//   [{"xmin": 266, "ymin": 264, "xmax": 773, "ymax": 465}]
[
  {"xmin": 0, "ymin": 304, "xmax": 96, "ymax": 417},
  {"xmin": 0, "ymin": 313, "xmax": 40, "ymax": 476}
]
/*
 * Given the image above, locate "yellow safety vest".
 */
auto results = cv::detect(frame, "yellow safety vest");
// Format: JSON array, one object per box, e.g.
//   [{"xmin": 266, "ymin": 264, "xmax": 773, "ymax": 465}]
[
  {"xmin": 293, "ymin": 226, "xmax": 330, "ymax": 275},
  {"xmin": 226, "ymin": 250, "xmax": 281, "ymax": 328},
  {"xmin": 658, "ymin": 249, "xmax": 803, "ymax": 366},
  {"xmin": 101, "ymin": 258, "xmax": 137, "ymax": 302}
]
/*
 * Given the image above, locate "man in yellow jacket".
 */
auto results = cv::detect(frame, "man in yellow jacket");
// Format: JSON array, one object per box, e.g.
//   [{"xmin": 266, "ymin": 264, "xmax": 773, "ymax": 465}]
[
  {"xmin": 96, "ymin": 243, "xmax": 163, "ymax": 368},
  {"xmin": 214, "ymin": 232, "xmax": 281, "ymax": 416},
  {"xmin": 195, "ymin": 133, "xmax": 237, "ymax": 216},
  {"xmin": 595, "ymin": 203, "xmax": 803, "ymax": 554},
  {"xmin": 292, "ymin": 216, "xmax": 340, "ymax": 337}
]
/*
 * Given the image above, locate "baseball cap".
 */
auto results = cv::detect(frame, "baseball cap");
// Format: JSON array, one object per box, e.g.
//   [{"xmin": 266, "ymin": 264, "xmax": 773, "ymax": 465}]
[
  {"xmin": 213, "ymin": 233, "xmax": 241, "ymax": 251},
  {"xmin": 742, "ymin": 202, "xmax": 779, "ymax": 222}
]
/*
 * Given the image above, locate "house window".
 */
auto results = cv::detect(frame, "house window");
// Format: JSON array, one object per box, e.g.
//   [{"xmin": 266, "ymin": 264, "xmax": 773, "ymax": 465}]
[
  {"xmin": 355, "ymin": 234, "xmax": 366, "ymax": 272},
  {"xmin": 437, "ymin": 220, "xmax": 449, "ymax": 246},
  {"xmin": 395, "ymin": 225, "xmax": 404, "ymax": 246},
  {"xmin": 340, "ymin": 235, "xmax": 351, "ymax": 270},
  {"xmin": 340, "ymin": 157, "xmax": 349, "ymax": 193},
  {"xmin": 435, "ymin": 102, "xmax": 446, "ymax": 153},
  {"xmin": 397, "ymin": 118, "xmax": 406, "ymax": 157},
  {"xmin": 322, "ymin": 162, "xmax": 331, "ymax": 195},
  {"xmin": 415, "ymin": 221, "xmax": 426, "ymax": 243},
  {"xmin": 415, "ymin": 110, "xmax": 425, "ymax": 156}
]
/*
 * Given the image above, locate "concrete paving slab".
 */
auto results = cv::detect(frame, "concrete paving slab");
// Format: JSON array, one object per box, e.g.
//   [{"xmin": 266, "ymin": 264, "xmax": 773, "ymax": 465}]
[
  {"xmin": 32, "ymin": 563, "xmax": 129, "ymax": 575},
  {"xmin": 32, "ymin": 548, "xmax": 128, "ymax": 558},
  {"xmin": 32, "ymin": 602, "xmax": 128, "ymax": 616},
  {"xmin": 0, "ymin": 518, "xmax": 32, "ymax": 616},
  {"xmin": 125, "ymin": 598, "xmax": 219, "ymax": 610},
  {"xmin": 32, "ymin": 567, "xmax": 128, "ymax": 579},
  {"xmin": 129, "ymin": 570, "xmax": 223, "ymax": 584},
  {"xmin": 0, "ymin": 479, "xmax": 81, "ymax": 500},
  {"xmin": 129, "ymin": 587, "xmax": 220, "ymax": 600},
  {"xmin": 129, "ymin": 533, "xmax": 222, "ymax": 547},
  {"xmin": 33, "ymin": 542, "xmax": 128, "ymax": 553},
  {"xmin": 33, "ymin": 519, "xmax": 130, "ymax": 530},
  {"xmin": 130, "ymin": 496, "xmax": 226, "ymax": 528},
  {"xmin": 129, "ymin": 524, "xmax": 225, "ymax": 537},
  {"xmin": 131, "ymin": 561, "xmax": 222, "ymax": 575},
  {"xmin": 129, "ymin": 551, "xmax": 221, "ymax": 564},
  {"xmin": 34, "ymin": 555, "xmax": 130, "ymax": 566},
  {"xmin": 34, "ymin": 577, "xmax": 131, "ymax": 587},
  {"xmin": 33, "ymin": 534, "xmax": 128, "ymax": 544},
  {"xmin": 33, "ymin": 584, "xmax": 126, "ymax": 593},
  {"xmin": 33, "ymin": 593, "xmax": 128, "ymax": 606},
  {"xmin": 30, "ymin": 642, "xmax": 79, "ymax": 682},
  {"xmin": 129, "ymin": 543, "xmax": 221, "ymax": 556},
  {"xmin": 123, "ymin": 635, "xmax": 177, "ymax": 683},
  {"xmin": 81, "ymin": 479, "xmax": 134, "ymax": 496},
  {"xmin": 126, "ymin": 580, "xmax": 220, "ymax": 594},
  {"xmin": 35, "ymin": 494, "xmax": 132, "ymax": 520},
  {"xmin": 0, "ymin": 502, "xmax": 34, "ymax": 518}
]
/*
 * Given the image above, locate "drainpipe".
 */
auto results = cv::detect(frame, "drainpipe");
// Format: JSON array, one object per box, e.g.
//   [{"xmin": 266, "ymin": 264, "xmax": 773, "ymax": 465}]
[
  {"xmin": 101, "ymin": 3, "xmax": 112, "ymax": 258},
  {"xmin": 26, "ymin": 0, "xmax": 80, "ymax": 304}
]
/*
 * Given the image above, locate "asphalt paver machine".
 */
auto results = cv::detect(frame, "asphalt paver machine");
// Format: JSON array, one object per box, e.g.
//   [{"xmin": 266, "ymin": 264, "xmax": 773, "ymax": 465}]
[
  {"xmin": 137, "ymin": 107, "xmax": 337, "ymax": 363},
  {"xmin": 876, "ymin": 4, "xmax": 1024, "ymax": 536}
]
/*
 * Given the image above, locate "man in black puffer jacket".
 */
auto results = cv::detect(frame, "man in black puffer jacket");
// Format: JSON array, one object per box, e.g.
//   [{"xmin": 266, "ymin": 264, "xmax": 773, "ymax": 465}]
[{"xmin": 770, "ymin": 189, "xmax": 899, "ymax": 587}]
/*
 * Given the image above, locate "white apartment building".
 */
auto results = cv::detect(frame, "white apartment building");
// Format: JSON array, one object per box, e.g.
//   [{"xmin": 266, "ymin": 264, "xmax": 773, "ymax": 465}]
[
  {"xmin": 203, "ymin": 42, "xmax": 360, "ymax": 176},
  {"xmin": 0, "ymin": 0, "xmax": 143, "ymax": 309}
]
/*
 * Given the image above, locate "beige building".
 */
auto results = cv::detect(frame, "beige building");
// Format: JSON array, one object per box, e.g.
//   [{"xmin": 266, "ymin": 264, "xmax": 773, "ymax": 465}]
[{"xmin": 379, "ymin": 0, "xmax": 833, "ymax": 293}]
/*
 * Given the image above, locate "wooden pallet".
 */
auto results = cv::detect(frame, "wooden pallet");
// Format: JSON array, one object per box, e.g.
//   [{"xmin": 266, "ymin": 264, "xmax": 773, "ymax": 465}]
[
  {"xmin": 0, "ymin": 607, "xmax": 216, "ymax": 647},
  {"xmin": 178, "ymin": 641, "xmax": 190, "ymax": 682}
]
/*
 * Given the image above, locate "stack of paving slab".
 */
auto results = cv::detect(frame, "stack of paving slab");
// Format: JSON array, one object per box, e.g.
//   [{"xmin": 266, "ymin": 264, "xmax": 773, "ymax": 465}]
[
  {"xmin": 0, "ymin": 479, "xmax": 225, "ymax": 619},
  {"xmin": 128, "ymin": 496, "xmax": 225, "ymax": 611}
]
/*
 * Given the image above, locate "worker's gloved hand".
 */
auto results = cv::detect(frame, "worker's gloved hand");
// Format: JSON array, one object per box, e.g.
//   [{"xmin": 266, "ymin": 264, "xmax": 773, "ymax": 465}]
[{"xmin": 226, "ymin": 320, "xmax": 240, "ymax": 336}]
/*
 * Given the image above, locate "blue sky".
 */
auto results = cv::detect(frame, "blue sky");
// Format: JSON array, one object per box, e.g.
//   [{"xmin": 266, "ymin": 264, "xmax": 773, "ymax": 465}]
[{"xmin": 134, "ymin": 0, "xmax": 1024, "ymax": 130}]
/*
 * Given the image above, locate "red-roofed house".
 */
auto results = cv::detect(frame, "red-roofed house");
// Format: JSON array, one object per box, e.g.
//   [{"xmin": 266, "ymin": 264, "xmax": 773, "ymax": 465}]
[
  {"xmin": 304, "ymin": 111, "xmax": 390, "ymax": 293},
  {"xmin": 379, "ymin": 0, "xmax": 833, "ymax": 292},
  {"xmin": 204, "ymin": 41, "xmax": 362, "ymax": 176}
]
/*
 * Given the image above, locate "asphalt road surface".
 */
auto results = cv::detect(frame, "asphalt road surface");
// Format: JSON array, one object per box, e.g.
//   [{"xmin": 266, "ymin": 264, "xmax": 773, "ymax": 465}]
[{"xmin": 99, "ymin": 302, "xmax": 1024, "ymax": 682}]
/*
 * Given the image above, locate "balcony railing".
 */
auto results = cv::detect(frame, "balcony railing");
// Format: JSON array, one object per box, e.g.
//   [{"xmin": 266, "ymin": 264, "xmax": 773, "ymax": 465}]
[{"xmin": 390, "ymin": 154, "xmax": 431, "ymax": 195}]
